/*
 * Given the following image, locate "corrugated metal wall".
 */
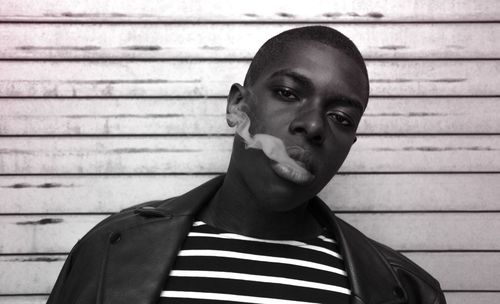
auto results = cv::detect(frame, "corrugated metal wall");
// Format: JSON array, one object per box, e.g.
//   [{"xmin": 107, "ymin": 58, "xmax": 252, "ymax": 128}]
[{"xmin": 0, "ymin": 1, "xmax": 499, "ymax": 303}]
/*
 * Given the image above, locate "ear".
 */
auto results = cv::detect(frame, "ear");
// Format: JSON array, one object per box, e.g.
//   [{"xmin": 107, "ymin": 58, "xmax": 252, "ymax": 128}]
[{"xmin": 226, "ymin": 83, "xmax": 247, "ymax": 127}]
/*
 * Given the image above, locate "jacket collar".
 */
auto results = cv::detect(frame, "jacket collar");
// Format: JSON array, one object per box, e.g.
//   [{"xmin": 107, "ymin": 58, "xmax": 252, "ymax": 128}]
[
  {"xmin": 156, "ymin": 175, "xmax": 407, "ymax": 304},
  {"xmin": 309, "ymin": 197, "xmax": 407, "ymax": 304},
  {"xmin": 156, "ymin": 174, "xmax": 224, "ymax": 216}
]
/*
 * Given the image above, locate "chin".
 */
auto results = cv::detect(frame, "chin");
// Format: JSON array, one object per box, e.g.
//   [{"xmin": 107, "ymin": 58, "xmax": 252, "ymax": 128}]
[{"xmin": 249, "ymin": 176, "xmax": 315, "ymax": 210}]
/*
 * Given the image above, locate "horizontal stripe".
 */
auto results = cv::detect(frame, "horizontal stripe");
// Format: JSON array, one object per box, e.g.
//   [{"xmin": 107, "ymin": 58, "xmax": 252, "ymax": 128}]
[
  {"xmin": 318, "ymin": 235, "xmax": 335, "ymax": 243},
  {"xmin": 169, "ymin": 270, "xmax": 352, "ymax": 295},
  {"xmin": 178, "ymin": 250, "xmax": 347, "ymax": 276},
  {"xmin": 180, "ymin": 237, "xmax": 343, "ymax": 268},
  {"xmin": 166, "ymin": 260, "xmax": 349, "ymax": 293},
  {"xmin": 160, "ymin": 291, "xmax": 319, "ymax": 304},
  {"xmin": 187, "ymin": 231, "xmax": 342, "ymax": 260}
]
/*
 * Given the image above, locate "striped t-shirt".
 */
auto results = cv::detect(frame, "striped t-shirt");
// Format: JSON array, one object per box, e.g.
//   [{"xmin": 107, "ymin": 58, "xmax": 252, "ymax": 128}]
[{"xmin": 159, "ymin": 221, "xmax": 351, "ymax": 303}]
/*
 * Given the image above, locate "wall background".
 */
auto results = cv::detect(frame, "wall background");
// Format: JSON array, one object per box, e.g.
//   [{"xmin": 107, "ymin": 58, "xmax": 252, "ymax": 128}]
[{"xmin": 0, "ymin": 1, "xmax": 499, "ymax": 303}]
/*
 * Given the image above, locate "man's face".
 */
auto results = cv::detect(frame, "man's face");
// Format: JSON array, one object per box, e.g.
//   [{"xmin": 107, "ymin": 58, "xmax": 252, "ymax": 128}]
[{"xmin": 230, "ymin": 39, "xmax": 369, "ymax": 211}]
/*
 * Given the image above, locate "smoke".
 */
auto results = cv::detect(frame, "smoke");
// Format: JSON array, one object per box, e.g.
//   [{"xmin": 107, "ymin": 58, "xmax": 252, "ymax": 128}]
[{"xmin": 227, "ymin": 104, "xmax": 314, "ymax": 184}]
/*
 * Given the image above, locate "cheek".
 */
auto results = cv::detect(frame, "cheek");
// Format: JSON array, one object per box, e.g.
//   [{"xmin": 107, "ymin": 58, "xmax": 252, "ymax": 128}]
[
  {"xmin": 247, "ymin": 107, "xmax": 282, "ymax": 136},
  {"xmin": 323, "ymin": 135, "xmax": 355, "ymax": 167}
]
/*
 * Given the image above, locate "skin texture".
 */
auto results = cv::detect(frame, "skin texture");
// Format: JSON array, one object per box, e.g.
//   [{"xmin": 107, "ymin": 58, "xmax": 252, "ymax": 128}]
[{"xmin": 199, "ymin": 40, "xmax": 369, "ymax": 240}]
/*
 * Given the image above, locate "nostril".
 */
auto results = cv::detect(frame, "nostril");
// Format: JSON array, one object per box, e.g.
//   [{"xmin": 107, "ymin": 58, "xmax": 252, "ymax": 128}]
[
  {"xmin": 294, "ymin": 127, "xmax": 307, "ymax": 135},
  {"xmin": 311, "ymin": 134, "xmax": 323, "ymax": 144}
]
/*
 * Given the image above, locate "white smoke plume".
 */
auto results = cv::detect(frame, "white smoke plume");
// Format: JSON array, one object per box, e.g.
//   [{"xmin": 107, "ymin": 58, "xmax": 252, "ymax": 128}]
[{"xmin": 227, "ymin": 104, "xmax": 314, "ymax": 184}]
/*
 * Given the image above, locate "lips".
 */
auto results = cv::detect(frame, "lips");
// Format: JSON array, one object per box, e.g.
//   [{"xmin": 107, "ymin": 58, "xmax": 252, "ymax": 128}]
[
  {"xmin": 270, "ymin": 146, "xmax": 315, "ymax": 185},
  {"xmin": 271, "ymin": 162, "xmax": 315, "ymax": 185},
  {"xmin": 286, "ymin": 146, "xmax": 314, "ymax": 173}
]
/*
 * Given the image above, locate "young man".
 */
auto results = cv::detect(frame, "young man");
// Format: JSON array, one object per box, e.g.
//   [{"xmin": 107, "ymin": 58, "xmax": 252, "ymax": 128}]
[{"xmin": 48, "ymin": 26, "xmax": 446, "ymax": 304}]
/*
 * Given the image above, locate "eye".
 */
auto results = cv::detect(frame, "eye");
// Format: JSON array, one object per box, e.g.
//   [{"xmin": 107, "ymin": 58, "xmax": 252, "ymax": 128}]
[
  {"xmin": 275, "ymin": 88, "xmax": 299, "ymax": 101},
  {"xmin": 328, "ymin": 113, "xmax": 353, "ymax": 127}
]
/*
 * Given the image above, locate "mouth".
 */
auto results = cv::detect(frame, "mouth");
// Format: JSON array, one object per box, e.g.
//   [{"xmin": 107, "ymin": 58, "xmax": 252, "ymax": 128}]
[
  {"xmin": 286, "ymin": 146, "xmax": 314, "ymax": 172},
  {"xmin": 270, "ymin": 146, "xmax": 315, "ymax": 185}
]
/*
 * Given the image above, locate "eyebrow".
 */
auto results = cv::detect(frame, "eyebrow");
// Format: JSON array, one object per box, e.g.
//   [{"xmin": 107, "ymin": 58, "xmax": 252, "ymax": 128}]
[
  {"xmin": 268, "ymin": 69, "xmax": 314, "ymax": 91},
  {"xmin": 268, "ymin": 69, "xmax": 365, "ymax": 113}
]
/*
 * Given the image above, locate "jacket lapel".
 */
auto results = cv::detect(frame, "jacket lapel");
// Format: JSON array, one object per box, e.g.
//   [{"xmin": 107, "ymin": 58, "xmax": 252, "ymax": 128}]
[
  {"xmin": 309, "ymin": 197, "xmax": 407, "ymax": 304},
  {"xmin": 101, "ymin": 175, "xmax": 224, "ymax": 304}
]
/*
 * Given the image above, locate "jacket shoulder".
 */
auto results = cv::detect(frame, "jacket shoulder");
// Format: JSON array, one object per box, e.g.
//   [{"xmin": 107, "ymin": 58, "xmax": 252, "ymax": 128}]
[
  {"xmin": 47, "ymin": 198, "xmax": 180, "ymax": 304},
  {"xmin": 79, "ymin": 198, "xmax": 177, "ymax": 244}
]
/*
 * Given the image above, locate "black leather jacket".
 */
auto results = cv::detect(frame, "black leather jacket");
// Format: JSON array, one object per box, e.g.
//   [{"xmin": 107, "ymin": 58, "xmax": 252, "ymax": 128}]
[{"xmin": 48, "ymin": 175, "xmax": 446, "ymax": 304}]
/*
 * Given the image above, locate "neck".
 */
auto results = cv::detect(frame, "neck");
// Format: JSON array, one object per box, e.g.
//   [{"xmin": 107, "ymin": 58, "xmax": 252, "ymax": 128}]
[{"xmin": 198, "ymin": 170, "xmax": 322, "ymax": 240}]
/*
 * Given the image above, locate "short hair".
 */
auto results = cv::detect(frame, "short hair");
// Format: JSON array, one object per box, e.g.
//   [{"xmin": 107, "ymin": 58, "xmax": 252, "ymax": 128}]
[{"xmin": 244, "ymin": 26, "xmax": 369, "ymax": 93}]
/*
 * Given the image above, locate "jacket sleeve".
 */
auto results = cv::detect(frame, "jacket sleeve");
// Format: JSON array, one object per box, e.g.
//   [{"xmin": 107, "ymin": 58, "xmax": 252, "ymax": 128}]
[{"xmin": 46, "ymin": 242, "xmax": 80, "ymax": 304}]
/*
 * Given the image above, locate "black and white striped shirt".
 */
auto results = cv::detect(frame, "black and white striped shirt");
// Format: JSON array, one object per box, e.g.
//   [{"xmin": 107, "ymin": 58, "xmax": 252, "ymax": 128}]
[{"xmin": 159, "ymin": 221, "xmax": 350, "ymax": 303}]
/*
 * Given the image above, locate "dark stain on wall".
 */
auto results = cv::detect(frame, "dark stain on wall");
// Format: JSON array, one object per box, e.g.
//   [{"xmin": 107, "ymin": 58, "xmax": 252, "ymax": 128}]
[
  {"xmin": 364, "ymin": 112, "xmax": 443, "ymax": 117},
  {"xmin": 16, "ymin": 218, "xmax": 64, "ymax": 225},
  {"xmin": 58, "ymin": 12, "xmax": 128, "ymax": 18},
  {"xmin": 64, "ymin": 114, "xmax": 183, "ymax": 118},
  {"xmin": 122, "ymin": 45, "xmax": 162, "ymax": 51},
  {"xmin": 430, "ymin": 78, "xmax": 466, "ymax": 83},
  {"xmin": 12, "ymin": 257, "xmax": 65, "ymax": 262},
  {"xmin": 66, "ymin": 79, "xmax": 201, "ymax": 84},
  {"xmin": 375, "ymin": 146, "xmax": 496, "ymax": 151},
  {"xmin": 379, "ymin": 45, "xmax": 407, "ymax": 50},
  {"xmin": 2, "ymin": 183, "xmax": 71, "ymax": 189},
  {"xmin": 323, "ymin": 12, "xmax": 342, "ymax": 18},
  {"xmin": 276, "ymin": 12, "xmax": 295, "ymax": 18},
  {"xmin": 371, "ymin": 79, "xmax": 413, "ymax": 83},
  {"xmin": 111, "ymin": 148, "xmax": 201, "ymax": 153},
  {"xmin": 17, "ymin": 46, "xmax": 101, "ymax": 51},
  {"xmin": 371, "ymin": 78, "xmax": 467, "ymax": 83},
  {"xmin": 366, "ymin": 12, "xmax": 384, "ymax": 18},
  {"xmin": 201, "ymin": 45, "xmax": 224, "ymax": 50}
]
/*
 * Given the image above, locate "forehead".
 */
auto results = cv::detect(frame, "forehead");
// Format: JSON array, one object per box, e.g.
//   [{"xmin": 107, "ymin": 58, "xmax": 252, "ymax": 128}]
[{"xmin": 256, "ymin": 40, "xmax": 369, "ymax": 107}]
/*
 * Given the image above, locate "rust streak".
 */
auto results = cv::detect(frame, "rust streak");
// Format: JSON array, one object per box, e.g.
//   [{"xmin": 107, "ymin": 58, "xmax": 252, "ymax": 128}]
[
  {"xmin": 14, "ymin": 257, "xmax": 65, "ymax": 262},
  {"xmin": 428, "ymin": 78, "xmax": 466, "ymax": 83},
  {"xmin": 39, "ymin": 182, "xmax": 65, "ymax": 188},
  {"xmin": 2, "ymin": 182, "xmax": 69, "ymax": 189},
  {"xmin": 16, "ymin": 218, "xmax": 64, "ymax": 225},
  {"xmin": 276, "ymin": 12, "xmax": 295, "ymax": 18},
  {"xmin": 0, "ymin": 149, "xmax": 33, "ymax": 155},
  {"xmin": 111, "ymin": 148, "xmax": 200, "ymax": 153},
  {"xmin": 407, "ymin": 112, "xmax": 443, "ymax": 117},
  {"xmin": 403, "ymin": 146, "xmax": 494, "ymax": 151},
  {"xmin": 123, "ymin": 45, "xmax": 162, "ymax": 51},
  {"xmin": 17, "ymin": 45, "xmax": 101, "ymax": 51},
  {"xmin": 3, "ymin": 183, "xmax": 31, "ymax": 189},
  {"xmin": 366, "ymin": 12, "xmax": 384, "ymax": 18},
  {"xmin": 66, "ymin": 79, "xmax": 201, "ymax": 84},
  {"xmin": 374, "ymin": 146, "xmax": 495, "ymax": 152},
  {"xmin": 379, "ymin": 45, "xmax": 407, "ymax": 51},
  {"xmin": 364, "ymin": 112, "xmax": 442, "ymax": 117},
  {"xmin": 60, "ymin": 12, "xmax": 127, "ymax": 18},
  {"xmin": 370, "ymin": 79, "xmax": 413, "ymax": 83},
  {"xmin": 323, "ymin": 12, "xmax": 342, "ymax": 18},
  {"xmin": 65, "ymin": 114, "xmax": 183, "ymax": 118},
  {"xmin": 201, "ymin": 45, "xmax": 224, "ymax": 50}
]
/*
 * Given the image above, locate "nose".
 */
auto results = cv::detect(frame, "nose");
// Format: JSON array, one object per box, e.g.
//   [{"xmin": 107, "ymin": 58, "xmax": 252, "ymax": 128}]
[{"xmin": 289, "ymin": 108, "xmax": 326, "ymax": 145}]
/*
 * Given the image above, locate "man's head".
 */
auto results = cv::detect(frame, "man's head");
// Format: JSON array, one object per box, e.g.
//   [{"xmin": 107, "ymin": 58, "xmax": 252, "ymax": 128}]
[
  {"xmin": 226, "ymin": 26, "xmax": 369, "ymax": 211},
  {"xmin": 244, "ymin": 26, "xmax": 369, "ymax": 96}
]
